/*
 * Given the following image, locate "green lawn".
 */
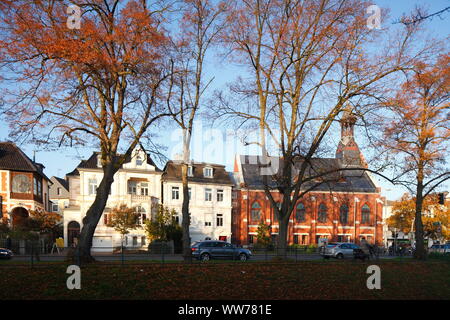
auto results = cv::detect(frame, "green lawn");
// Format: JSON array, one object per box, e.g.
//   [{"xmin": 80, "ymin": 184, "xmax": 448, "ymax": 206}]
[{"xmin": 0, "ymin": 260, "xmax": 448, "ymax": 300}]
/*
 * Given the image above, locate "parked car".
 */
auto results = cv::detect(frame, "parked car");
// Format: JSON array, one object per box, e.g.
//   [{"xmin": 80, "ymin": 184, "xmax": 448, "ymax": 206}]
[
  {"xmin": 191, "ymin": 240, "xmax": 252, "ymax": 262},
  {"xmin": 429, "ymin": 244, "xmax": 450, "ymax": 254},
  {"xmin": 0, "ymin": 248, "xmax": 13, "ymax": 260},
  {"xmin": 321, "ymin": 242, "xmax": 360, "ymax": 259}
]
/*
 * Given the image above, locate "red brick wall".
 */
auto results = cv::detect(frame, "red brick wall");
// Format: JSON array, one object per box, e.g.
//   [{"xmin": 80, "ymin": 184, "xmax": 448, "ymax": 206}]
[{"xmin": 232, "ymin": 189, "xmax": 383, "ymax": 246}]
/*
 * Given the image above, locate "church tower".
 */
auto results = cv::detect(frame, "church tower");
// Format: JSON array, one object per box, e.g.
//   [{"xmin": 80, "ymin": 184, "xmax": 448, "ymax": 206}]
[{"xmin": 335, "ymin": 107, "xmax": 367, "ymax": 167}]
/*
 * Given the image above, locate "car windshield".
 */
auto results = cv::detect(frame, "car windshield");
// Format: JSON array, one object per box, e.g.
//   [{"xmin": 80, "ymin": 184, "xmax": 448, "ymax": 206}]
[{"xmin": 327, "ymin": 243, "xmax": 338, "ymax": 247}]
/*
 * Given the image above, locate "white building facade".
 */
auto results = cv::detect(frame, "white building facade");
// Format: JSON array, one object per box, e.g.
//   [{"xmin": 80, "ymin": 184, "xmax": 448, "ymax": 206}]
[
  {"xmin": 63, "ymin": 148, "xmax": 162, "ymax": 252},
  {"xmin": 162, "ymin": 161, "xmax": 233, "ymax": 243}
]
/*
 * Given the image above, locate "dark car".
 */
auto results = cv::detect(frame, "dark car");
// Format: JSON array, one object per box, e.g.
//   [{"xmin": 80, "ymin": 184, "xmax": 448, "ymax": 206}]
[
  {"xmin": 191, "ymin": 240, "xmax": 252, "ymax": 262},
  {"xmin": 0, "ymin": 248, "xmax": 13, "ymax": 260}
]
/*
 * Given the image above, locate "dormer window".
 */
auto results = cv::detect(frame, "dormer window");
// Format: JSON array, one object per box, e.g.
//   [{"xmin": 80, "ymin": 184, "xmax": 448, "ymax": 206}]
[
  {"xmin": 136, "ymin": 155, "xmax": 143, "ymax": 166},
  {"xmin": 187, "ymin": 166, "xmax": 194, "ymax": 177},
  {"xmin": 203, "ymin": 167, "xmax": 213, "ymax": 178}
]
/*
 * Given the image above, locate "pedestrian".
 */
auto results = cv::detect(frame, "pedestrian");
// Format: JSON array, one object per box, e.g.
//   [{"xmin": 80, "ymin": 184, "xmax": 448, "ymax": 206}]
[
  {"xmin": 360, "ymin": 237, "xmax": 371, "ymax": 259},
  {"xmin": 6, "ymin": 235, "xmax": 12, "ymax": 250}
]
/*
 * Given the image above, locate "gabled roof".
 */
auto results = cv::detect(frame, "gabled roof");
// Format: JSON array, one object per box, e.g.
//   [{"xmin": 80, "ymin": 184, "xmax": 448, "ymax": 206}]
[
  {"xmin": 68, "ymin": 151, "xmax": 162, "ymax": 174},
  {"xmin": 51, "ymin": 176, "xmax": 69, "ymax": 191},
  {"xmin": 237, "ymin": 155, "xmax": 378, "ymax": 193},
  {"xmin": 162, "ymin": 161, "xmax": 233, "ymax": 185},
  {"xmin": 0, "ymin": 142, "xmax": 51, "ymax": 181}
]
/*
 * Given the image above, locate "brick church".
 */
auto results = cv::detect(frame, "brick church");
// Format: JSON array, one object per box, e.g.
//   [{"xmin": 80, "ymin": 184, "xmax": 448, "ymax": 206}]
[{"xmin": 231, "ymin": 111, "xmax": 384, "ymax": 246}]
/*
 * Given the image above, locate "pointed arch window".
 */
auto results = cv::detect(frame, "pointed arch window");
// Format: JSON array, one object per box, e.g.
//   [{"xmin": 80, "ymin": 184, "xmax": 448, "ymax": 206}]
[
  {"xmin": 318, "ymin": 203, "xmax": 327, "ymax": 223},
  {"xmin": 251, "ymin": 202, "xmax": 261, "ymax": 221},
  {"xmin": 361, "ymin": 204, "xmax": 370, "ymax": 224},
  {"xmin": 296, "ymin": 203, "xmax": 306, "ymax": 223},
  {"xmin": 340, "ymin": 204, "xmax": 349, "ymax": 224}
]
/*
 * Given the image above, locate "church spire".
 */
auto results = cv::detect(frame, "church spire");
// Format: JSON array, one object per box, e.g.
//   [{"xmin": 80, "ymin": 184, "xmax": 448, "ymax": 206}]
[{"xmin": 335, "ymin": 106, "xmax": 367, "ymax": 167}]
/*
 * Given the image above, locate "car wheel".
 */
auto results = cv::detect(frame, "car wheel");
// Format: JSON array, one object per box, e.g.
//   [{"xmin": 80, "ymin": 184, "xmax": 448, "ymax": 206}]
[
  {"xmin": 336, "ymin": 253, "xmax": 344, "ymax": 259},
  {"xmin": 239, "ymin": 253, "xmax": 248, "ymax": 261},
  {"xmin": 201, "ymin": 253, "xmax": 210, "ymax": 262}
]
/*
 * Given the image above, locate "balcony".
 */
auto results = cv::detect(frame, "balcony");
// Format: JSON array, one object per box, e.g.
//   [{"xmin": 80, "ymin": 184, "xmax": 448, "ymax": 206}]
[
  {"xmin": 127, "ymin": 194, "xmax": 150, "ymax": 202},
  {"xmin": 127, "ymin": 194, "xmax": 159, "ymax": 205}
]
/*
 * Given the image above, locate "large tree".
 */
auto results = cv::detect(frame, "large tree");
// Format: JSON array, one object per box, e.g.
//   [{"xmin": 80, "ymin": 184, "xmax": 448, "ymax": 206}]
[
  {"xmin": 382, "ymin": 53, "xmax": 450, "ymax": 260},
  {"xmin": 165, "ymin": 0, "xmax": 228, "ymax": 261},
  {"xmin": 0, "ymin": 0, "xmax": 173, "ymax": 261},
  {"xmin": 214, "ymin": 0, "xmax": 426, "ymax": 256}
]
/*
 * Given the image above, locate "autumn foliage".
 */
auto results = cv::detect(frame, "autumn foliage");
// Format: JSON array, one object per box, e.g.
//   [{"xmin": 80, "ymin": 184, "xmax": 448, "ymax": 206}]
[{"xmin": 387, "ymin": 194, "xmax": 450, "ymax": 241}]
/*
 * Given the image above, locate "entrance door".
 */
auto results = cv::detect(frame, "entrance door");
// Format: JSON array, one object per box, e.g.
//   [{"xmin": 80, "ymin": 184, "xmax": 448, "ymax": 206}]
[
  {"xmin": 11, "ymin": 207, "xmax": 29, "ymax": 228},
  {"xmin": 67, "ymin": 221, "xmax": 80, "ymax": 247}
]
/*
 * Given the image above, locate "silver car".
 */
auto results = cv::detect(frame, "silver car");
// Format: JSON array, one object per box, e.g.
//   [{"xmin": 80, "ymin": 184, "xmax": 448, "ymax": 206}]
[{"xmin": 322, "ymin": 242, "xmax": 360, "ymax": 259}]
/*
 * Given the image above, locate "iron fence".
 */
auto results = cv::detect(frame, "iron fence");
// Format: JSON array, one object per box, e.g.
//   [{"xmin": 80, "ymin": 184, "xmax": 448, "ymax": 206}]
[{"xmin": 0, "ymin": 240, "xmax": 404, "ymax": 268}]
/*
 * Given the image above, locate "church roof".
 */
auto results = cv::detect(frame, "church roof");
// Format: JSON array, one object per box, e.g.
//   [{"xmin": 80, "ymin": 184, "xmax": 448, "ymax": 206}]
[{"xmin": 236, "ymin": 155, "xmax": 378, "ymax": 193}]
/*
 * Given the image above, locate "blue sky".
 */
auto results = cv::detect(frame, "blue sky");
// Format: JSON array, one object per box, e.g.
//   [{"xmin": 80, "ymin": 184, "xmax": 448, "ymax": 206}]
[{"xmin": 0, "ymin": 0, "xmax": 449, "ymax": 200}]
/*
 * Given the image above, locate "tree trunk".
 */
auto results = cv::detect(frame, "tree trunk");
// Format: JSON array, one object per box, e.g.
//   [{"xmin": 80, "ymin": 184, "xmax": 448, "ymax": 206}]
[
  {"xmin": 181, "ymin": 163, "xmax": 192, "ymax": 262},
  {"xmin": 75, "ymin": 164, "xmax": 117, "ymax": 263},
  {"xmin": 413, "ymin": 184, "xmax": 427, "ymax": 260},
  {"xmin": 277, "ymin": 215, "xmax": 289, "ymax": 259}
]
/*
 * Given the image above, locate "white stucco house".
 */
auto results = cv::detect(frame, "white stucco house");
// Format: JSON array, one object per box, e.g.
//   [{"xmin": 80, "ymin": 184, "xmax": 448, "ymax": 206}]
[
  {"xmin": 161, "ymin": 160, "xmax": 233, "ymax": 243},
  {"xmin": 62, "ymin": 147, "xmax": 162, "ymax": 252}
]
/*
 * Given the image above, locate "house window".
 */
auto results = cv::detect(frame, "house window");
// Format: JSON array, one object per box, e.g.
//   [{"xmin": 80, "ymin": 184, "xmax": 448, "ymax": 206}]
[
  {"xmin": 132, "ymin": 236, "xmax": 138, "ymax": 246},
  {"xmin": 249, "ymin": 235, "xmax": 255, "ymax": 244},
  {"xmin": 64, "ymin": 201, "xmax": 69, "ymax": 208},
  {"xmin": 57, "ymin": 187, "xmax": 61, "ymax": 196},
  {"xmin": 205, "ymin": 188, "xmax": 212, "ymax": 201},
  {"xmin": 296, "ymin": 203, "xmax": 306, "ymax": 222},
  {"xmin": 251, "ymin": 202, "xmax": 261, "ymax": 221},
  {"xmin": 33, "ymin": 177, "xmax": 38, "ymax": 195},
  {"xmin": 136, "ymin": 206, "xmax": 147, "ymax": 224},
  {"xmin": 340, "ymin": 204, "xmax": 349, "ymax": 224},
  {"xmin": 204, "ymin": 167, "xmax": 213, "ymax": 178},
  {"xmin": 188, "ymin": 166, "xmax": 193, "ymax": 177},
  {"xmin": 205, "ymin": 221, "xmax": 212, "ymax": 227},
  {"xmin": 141, "ymin": 236, "xmax": 146, "ymax": 246},
  {"xmin": 216, "ymin": 214, "xmax": 223, "ymax": 227},
  {"xmin": 88, "ymin": 178, "xmax": 98, "ymax": 195},
  {"xmin": 217, "ymin": 189, "xmax": 224, "ymax": 202},
  {"xmin": 52, "ymin": 203, "xmax": 59, "ymax": 212},
  {"xmin": 318, "ymin": 203, "xmax": 327, "ymax": 223},
  {"xmin": 301, "ymin": 235, "xmax": 307, "ymax": 245},
  {"xmin": 140, "ymin": 183, "xmax": 149, "ymax": 196},
  {"xmin": 293, "ymin": 235, "xmax": 299, "ymax": 244},
  {"xmin": 172, "ymin": 187, "xmax": 180, "ymax": 200},
  {"xmin": 37, "ymin": 180, "xmax": 42, "ymax": 198},
  {"xmin": 128, "ymin": 181, "xmax": 137, "ymax": 195},
  {"xmin": 12, "ymin": 174, "xmax": 31, "ymax": 194},
  {"xmin": 361, "ymin": 204, "xmax": 370, "ymax": 223},
  {"xmin": 136, "ymin": 155, "xmax": 143, "ymax": 166}
]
